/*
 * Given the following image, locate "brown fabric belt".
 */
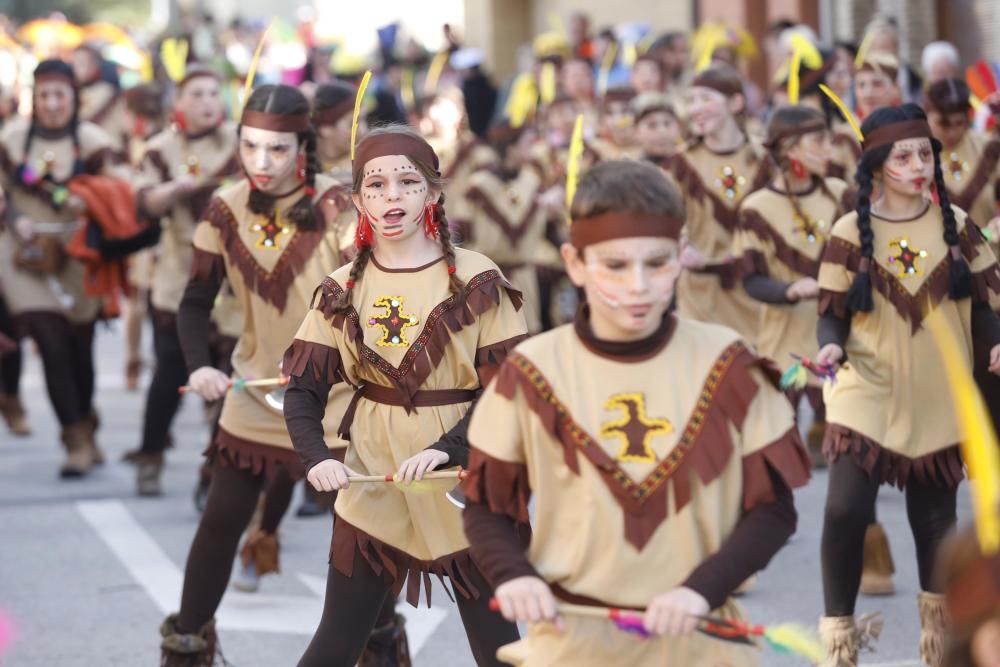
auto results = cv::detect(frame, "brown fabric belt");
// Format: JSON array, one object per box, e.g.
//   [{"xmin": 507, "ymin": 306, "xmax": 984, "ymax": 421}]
[
  {"xmin": 690, "ymin": 261, "xmax": 738, "ymax": 289},
  {"xmin": 337, "ymin": 384, "xmax": 476, "ymax": 440},
  {"xmin": 550, "ymin": 583, "xmax": 643, "ymax": 612}
]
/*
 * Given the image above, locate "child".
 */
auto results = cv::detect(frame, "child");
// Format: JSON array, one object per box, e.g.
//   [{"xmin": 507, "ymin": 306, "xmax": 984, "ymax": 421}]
[
  {"xmin": 632, "ymin": 92, "xmax": 682, "ymax": 168},
  {"xmin": 462, "ymin": 159, "xmax": 811, "ymax": 666}
]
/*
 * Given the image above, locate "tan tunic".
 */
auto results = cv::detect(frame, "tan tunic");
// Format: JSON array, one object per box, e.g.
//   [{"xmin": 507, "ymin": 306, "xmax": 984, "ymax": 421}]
[
  {"xmin": 430, "ymin": 132, "xmax": 498, "ymax": 225},
  {"xmin": 79, "ymin": 80, "xmax": 129, "ymax": 152},
  {"xmin": 191, "ymin": 175, "xmax": 354, "ymax": 464},
  {"xmin": 286, "ymin": 247, "xmax": 528, "ymax": 603},
  {"xmin": 0, "ymin": 118, "xmax": 121, "ymax": 323},
  {"xmin": 818, "ymin": 204, "xmax": 1000, "ymax": 483},
  {"xmin": 668, "ymin": 141, "xmax": 768, "ymax": 340},
  {"xmin": 465, "ymin": 318, "xmax": 806, "ymax": 666},
  {"xmin": 826, "ymin": 124, "xmax": 861, "ymax": 182},
  {"xmin": 461, "ymin": 166, "xmax": 547, "ymax": 332},
  {"xmin": 941, "ymin": 130, "xmax": 1000, "ymax": 248},
  {"xmin": 734, "ymin": 179, "xmax": 848, "ymax": 370}
]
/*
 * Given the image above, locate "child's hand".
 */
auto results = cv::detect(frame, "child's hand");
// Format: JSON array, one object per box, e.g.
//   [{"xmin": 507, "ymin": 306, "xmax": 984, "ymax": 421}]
[
  {"xmin": 815, "ymin": 344, "xmax": 845, "ymax": 371},
  {"xmin": 13, "ymin": 215, "xmax": 35, "ymax": 239},
  {"xmin": 396, "ymin": 449, "xmax": 449, "ymax": 484},
  {"xmin": 786, "ymin": 277, "xmax": 820, "ymax": 301},
  {"xmin": 307, "ymin": 459, "xmax": 359, "ymax": 492},
  {"xmin": 494, "ymin": 576, "xmax": 563, "ymax": 629},
  {"xmin": 643, "ymin": 587, "xmax": 709, "ymax": 636},
  {"xmin": 186, "ymin": 366, "xmax": 230, "ymax": 401},
  {"xmin": 989, "ymin": 344, "xmax": 1000, "ymax": 375},
  {"xmin": 680, "ymin": 241, "xmax": 706, "ymax": 270}
]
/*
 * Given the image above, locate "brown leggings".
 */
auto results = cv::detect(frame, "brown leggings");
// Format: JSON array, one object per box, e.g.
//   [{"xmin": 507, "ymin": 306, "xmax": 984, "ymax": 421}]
[
  {"xmin": 18, "ymin": 312, "xmax": 94, "ymax": 426},
  {"xmin": 298, "ymin": 546, "xmax": 519, "ymax": 667}
]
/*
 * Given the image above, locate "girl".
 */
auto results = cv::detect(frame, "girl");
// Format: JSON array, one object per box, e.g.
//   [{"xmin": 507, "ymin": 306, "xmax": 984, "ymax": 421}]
[
  {"xmin": 463, "ymin": 158, "xmax": 809, "ymax": 666},
  {"xmin": 158, "ymin": 84, "xmax": 358, "ymax": 665},
  {"xmin": 815, "ymin": 104, "xmax": 1000, "ymax": 666},
  {"xmin": 734, "ymin": 104, "xmax": 850, "ymax": 466},
  {"xmin": 283, "ymin": 125, "xmax": 527, "ymax": 666},
  {"xmin": 668, "ymin": 65, "xmax": 769, "ymax": 341},
  {"xmin": 632, "ymin": 92, "xmax": 682, "ymax": 168},
  {"xmin": 312, "ymin": 80, "xmax": 357, "ymax": 174}
]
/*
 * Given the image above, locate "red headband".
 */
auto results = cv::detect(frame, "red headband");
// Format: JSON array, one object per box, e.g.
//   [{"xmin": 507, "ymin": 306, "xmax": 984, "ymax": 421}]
[
  {"xmin": 862, "ymin": 119, "xmax": 933, "ymax": 152},
  {"xmin": 240, "ymin": 110, "xmax": 311, "ymax": 133},
  {"xmin": 353, "ymin": 132, "xmax": 439, "ymax": 182},
  {"xmin": 569, "ymin": 212, "xmax": 683, "ymax": 249},
  {"xmin": 313, "ymin": 98, "xmax": 355, "ymax": 128}
]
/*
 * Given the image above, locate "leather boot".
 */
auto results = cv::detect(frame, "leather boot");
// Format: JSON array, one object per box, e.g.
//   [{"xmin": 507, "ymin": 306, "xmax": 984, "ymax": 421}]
[
  {"xmin": 135, "ymin": 452, "xmax": 164, "ymax": 497},
  {"xmin": 818, "ymin": 613, "xmax": 883, "ymax": 667},
  {"xmin": 860, "ymin": 522, "xmax": 896, "ymax": 595},
  {"xmin": 0, "ymin": 393, "xmax": 30, "ymax": 435},
  {"xmin": 359, "ymin": 613, "xmax": 412, "ymax": 667},
  {"xmin": 160, "ymin": 613, "xmax": 221, "ymax": 667},
  {"xmin": 233, "ymin": 530, "xmax": 280, "ymax": 593},
  {"xmin": 918, "ymin": 591, "xmax": 948, "ymax": 666},
  {"xmin": 60, "ymin": 422, "xmax": 96, "ymax": 478}
]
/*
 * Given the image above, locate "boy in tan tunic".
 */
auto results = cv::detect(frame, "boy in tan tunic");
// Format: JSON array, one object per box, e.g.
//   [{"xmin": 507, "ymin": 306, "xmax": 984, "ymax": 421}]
[
  {"xmin": 463, "ymin": 159, "xmax": 810, "ymax": 667},
  {"xmin": 814, "ymin": 104, "xmax": 1000, "ymax": 666}
]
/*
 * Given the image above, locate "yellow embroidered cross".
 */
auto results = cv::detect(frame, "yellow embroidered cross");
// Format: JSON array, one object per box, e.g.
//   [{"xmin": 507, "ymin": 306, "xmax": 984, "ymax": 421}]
[
  {"xmin": 600, "ymin": 393, "xmax": 673, "ymax": 464},
  {"xmin": 793, "ymin": 213, "xmax": 825, "ymax": 244},
  {"xmin": 251, "ymin": 210, "xmax": 292, "ymax": 250},
  {"xmin": 888, "ymin": 238, "xmax": 929, "ymax": 277},
  {"xmin": 714, "ymin": 165, "xmax": 746, "ymax": 200},
  {"xmin": 368, "ymin": 296, "xmax": 420, "ymax": 347}
]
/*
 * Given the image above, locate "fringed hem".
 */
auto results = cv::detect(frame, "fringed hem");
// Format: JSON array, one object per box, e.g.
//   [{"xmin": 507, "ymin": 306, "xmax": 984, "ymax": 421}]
[
  {"xmin": 492, "ymin": 343, "xmax": 777, "ymax": 550},
  {"xmin": 331, "ymin": 517, "xmax": 481, "ymax": 608},
  {"xmin": 741, "ymin": 427, "xmax": 811, "ymax": 510},
  {"xmin": 463, "ymin": 448, "xmax": 532, "ymax": 523},
  {"xmin": 818, "ymin": 288, "xmax": 847, "ymax": 318},
  {"xmin": 282, "ymin": 338, "xmax": 345, "ymax": 384},
  {"xmin": 740, "ymin": 208, "xmax": 822, "ymax": 278},
  {"xmin": 822, "ymin": 423, "xmax": 964, "ymax": 489},
  {"xmin": 314, "ymin": 271, "xmax": 524, "ymax": 407},
  {"xmin": 210, "ymin": 428, "xmax": 306, "ymax": 481},
  {"xmin": 476, "ymin": 334, "xmax": 529, "ymax": 368}
]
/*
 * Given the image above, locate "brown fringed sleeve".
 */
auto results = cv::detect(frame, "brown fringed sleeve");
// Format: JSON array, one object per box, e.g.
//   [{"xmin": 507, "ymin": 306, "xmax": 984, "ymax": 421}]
[{"xmin": 282, "ymin": 338, "xmax": 345, "ymax": 472}]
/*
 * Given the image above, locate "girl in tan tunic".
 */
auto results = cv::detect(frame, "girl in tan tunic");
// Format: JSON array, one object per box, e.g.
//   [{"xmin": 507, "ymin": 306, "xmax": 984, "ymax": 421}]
[
  {"xmin": 0, "ymin": 59, "xmax": 131, "ymax": 477},
  {"xmin": 667, "ymin": 65, "xmax": 769, "ymax": 341},
  {"xmin": 158, "ymin": 84, "xmax": 357, "ymax": 666},
  {"xmin": 312, "ymin": 80, "xmax": 357, "ymax": 175},
  {"xmin": 815, "ymin": 104, "xmax": 1000, "ymax": 667},
  {"xmin": 463, "ymin": 159, "xmax": 810, "ymax": 667},
  {"xmin": 283, "ymin": 125, "xmax": 526, "ymax": 666},
  {"xmin": 734, "ymin": 105, "xmax": 850, "ymax": 463},
  {"xmin": 71, "ymin": 44, "xmax": 129, "ymax": 153}
]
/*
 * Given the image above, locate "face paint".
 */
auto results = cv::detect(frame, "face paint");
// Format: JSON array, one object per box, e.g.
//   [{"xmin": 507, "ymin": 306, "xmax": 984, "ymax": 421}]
[
  {"xmin": 355, "ymin": 154, "xmax": 435, "ymax": 244},
  {"xmin": 239, "ymin": 125, "xmax": 300, "ymax": 194},
  {"xmin": 881, "ymin": 137, "xmax": 934, "ymax": 198}
]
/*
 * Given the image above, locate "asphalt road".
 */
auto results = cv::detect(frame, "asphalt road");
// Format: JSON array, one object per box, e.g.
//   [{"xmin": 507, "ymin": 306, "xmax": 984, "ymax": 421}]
[{"xmin": 0, "ymin": 319, "xmax": 968, "ymax": 666}]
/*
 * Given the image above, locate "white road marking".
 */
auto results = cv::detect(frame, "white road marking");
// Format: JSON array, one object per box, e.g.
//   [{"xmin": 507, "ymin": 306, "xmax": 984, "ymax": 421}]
[{"xmin": 77, "ymin": 499, "xmax": 446, "ymax": 653}]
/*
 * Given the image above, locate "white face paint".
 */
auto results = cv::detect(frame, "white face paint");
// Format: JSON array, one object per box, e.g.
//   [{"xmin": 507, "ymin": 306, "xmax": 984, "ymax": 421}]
[
  {"xmin": 239, "ymin": 125, "xmax": 301, "ymax": 194},
  {"xmin": 352, "ymin": 154, "xmax": 438, "ymax": 245}
]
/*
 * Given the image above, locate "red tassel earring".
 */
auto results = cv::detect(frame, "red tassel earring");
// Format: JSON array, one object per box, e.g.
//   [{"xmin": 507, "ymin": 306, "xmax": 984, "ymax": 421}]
[
  {"xmin": 790, "ymin": 159, "xmax": 807, "ymax": 179},
  {"xmin": 297, "ymin": 154, "xmax": 306, "ymax": 181},
  {"xmin": 423, "ymin": 202, "xmax": 440, "ymax": 238},
  {"xmin": 355, "ymin": 211, "xmax": 375, "ymax": 248}
]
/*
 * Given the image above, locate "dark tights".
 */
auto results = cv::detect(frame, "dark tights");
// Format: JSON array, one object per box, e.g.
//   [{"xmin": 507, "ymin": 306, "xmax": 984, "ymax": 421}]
[
  {"xmin": 0, "ymin": 296, "xmax": 20, "ymax": 395},
  {"xmin": 298, "ymin": 543, "xmax": 519, "ymax": 667},
  {"xmin": 176, "ymin": 458, "xmax": 296, "ymax": 633},
  {"xmin": 821, "ymin": 454, "xmax": 958, "ymax": 616},
  {"xmin": 18, "ymin": 312, "xmax": 94, "ymax": 426}
]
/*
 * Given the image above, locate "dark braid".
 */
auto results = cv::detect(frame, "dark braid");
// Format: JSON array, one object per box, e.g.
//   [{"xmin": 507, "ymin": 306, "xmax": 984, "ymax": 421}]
[
  {"xmin": 332, "ymin": 244, "xmax": 373, "ymax": 314},
  {"xmin": 932, "ymin": 139, "xmax": 973, "ymax": 299},
  {"xmin": 284, "ymin": 130, "xmax": 321, "ymax": 231},
  {"xmin": 434, "ymin": 193, "xmax": 465, "ymax": 296},
  {"xmin": 845, "ymin": 155, "xmax": 878, "ymax": 313}
]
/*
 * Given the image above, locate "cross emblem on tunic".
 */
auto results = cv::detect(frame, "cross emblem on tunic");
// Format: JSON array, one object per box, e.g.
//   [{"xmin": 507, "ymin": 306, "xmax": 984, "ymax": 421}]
[
  {"xmin": 793, "ymin": 213, "xmax": 825, "ymax": 244},
  {"xmin": 600, "ymin": 393, "xmax": 673, "ymax": 464},
  {"xmin": 251, "ymin": 211, "xmax": 292, "ymax": 250},
  {"xmin": 888, "ymin": 238, "xmax": 929, "ymax": 277},
  {"xmin": 368, "ymin": 296, "xmax": 420, "ymax": 347}
]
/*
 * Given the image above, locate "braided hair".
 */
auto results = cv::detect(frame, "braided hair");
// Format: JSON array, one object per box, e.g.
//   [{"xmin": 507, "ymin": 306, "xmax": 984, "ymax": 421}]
[
  {"xmin": 239, "ymin": 85, "xmax": 320, "ymax": 230},
  {"xmin": 333, "ymin": 125, "xmax": 464, "ymax": 313},
  {"xmin": 846, "ymin": 103, "xmax": 971, "ymax": 313}
]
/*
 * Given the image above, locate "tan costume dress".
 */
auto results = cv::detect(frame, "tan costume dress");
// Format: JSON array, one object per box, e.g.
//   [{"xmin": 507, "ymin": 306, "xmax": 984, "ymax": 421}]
[
  {"xmin": 734, "ymin": 179, "xmax": 849, "ymax": 370},
  {"xmin": 826, "ymin": 123, "xmax": 862, "ymax": 182},
  {"xmin": 941, "ymin": 130, "xmax": 1000, "ymax": 249},
  {"xmin": 668, "ymin": 140, "xmax": 770, "ymax": 340},
  {"xmin": 189, "ymin": 175, "xmax": 353, "ymax": 475},
  {"xmin": 79, "ymin": 79, "xmax": 129, "ymax": 153},
  {"xmin": 464, "ymin": 317, "xmax": 810, "ymax": 666},
  {"xmin": 431, "ymin": 132, "xmax": 498, "ymax": 225},
  {"xmin": 285, "ymin": 247, "xmax": 528, "ymax": 605},
  {"xmin": 818, "ymin": 204, "xmax": 1000, "ymax": 486}
]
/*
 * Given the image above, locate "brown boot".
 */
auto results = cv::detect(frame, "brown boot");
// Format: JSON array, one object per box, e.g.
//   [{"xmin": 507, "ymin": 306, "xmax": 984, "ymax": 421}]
[
  {"xmin": 135, "ymin": 452, "xmax": 164, "ymax": 497},
  {"xmin": 83, "ymin": 410, "xmax": 105, "ymax": 465},
  {"xmin": 818, "ymin": 613, "xmax": 883, "ymax": 667},
  {"xmin": 807, "ymin": 420, "xmax": 828, "ymax": 469},
  {"xmin": 60, "ymin": 422, "xmax": 96, "ymax": 478},
  {"xmin": 233, "ymin": 530, "xmax": 280, "ymax": 592},
  {"xmin": 0, "ymin": 393, "xmax": 30, "ymax": 436},
  {"xmin": 359, "ymin": 613, "xmax": 412, "ymax": 667},
  {"xmin": 860, "ymin": 522, "xmax": 896, "ymax": 595},
  {"xmin": 918, "ymin": 592, "xmax": 948, "ymax": 666},
  {"xmin": 159, "ymin": 613, "xmax": 221, "ymax": 667}
]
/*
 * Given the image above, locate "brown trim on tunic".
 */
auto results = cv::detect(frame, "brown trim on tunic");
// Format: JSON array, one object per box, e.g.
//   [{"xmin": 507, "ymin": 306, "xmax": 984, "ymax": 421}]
[
  {"xmin": 314, "ymin": 271, "xmax": 523, "ymax": 409},
  {"xmin": 690, "ymin": 260, "xmax": 740, "ymax": 289},
  {"xmin": 739, "ymin": 208, "xmax": 823, "ymax": 278},
  {"xmin": 491, "ymin": 342, "xmax": 787, "ymax": 550},
  {"xmin": 86, "ymin": 91, "xmax": 121, "ymax": 127},
  {"xmin": 573, "ymin": 306, "xmax": 676, "ymax": 362},
  {"xmin": 871, "ymin": 201, "xmax": 931, "ymax": 222},
  {"xmin": 741, "ymin": 430, "xmax": 812, "ymax": 509},
  {"xmin": 189, "ymin": 246, "xmax": 226, "ymax": 281},
  {"xmin": 464, "ymin": 183, "xmax": 541, "ymax": 245},
  {"xmin": 331, "ymin": 516, "xmax": 480, "ymax": 607},
  {"xmin": 463, "ymin": 448, "xmax": 532, "ymax": 524},
  {"xmin": 203, "ymin": 197, "xmax": 327, "ymax": 313},
  {"xmin": 442, "ymin": 138, "xmax": 481, "ymax": 181},
  {"xmin": 282, "ymin": 338, "xmax": 346, "ymax": 385},
  {"xmin": 668, "ymin": 152, "xmax": 746, "ymax": 232},
  {"xmin": 336, "ymin": 384, "xmax": 477, "ymax": 440},
  {"xmin": 949, "ymin": 138, "xmax": 1000, "ymax": 214},
  {"xmin": 822, "ymin": 422, "xmax": 964, "ymax": 489},
  {"xmin": 370, "ymin": 255, "xmax": 445, "ymax": 273},
  {"xmin": 549, "ymin": 583, "xmax": 644, "ymax": 612},
  {"xmin": 143, "ymin": 149, "xmax": 172, "ymax": 182},
  {"xmin": 210, "ymin": 427, "xmax": 306, "ymax": 481}
]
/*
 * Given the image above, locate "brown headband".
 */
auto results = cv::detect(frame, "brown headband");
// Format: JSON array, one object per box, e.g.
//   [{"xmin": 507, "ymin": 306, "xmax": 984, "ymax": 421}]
[
  {"xmin": 569, "ymin": 212, "xmax": 683, "ymax": 249},
  {"xmin": 240, "ymin": 110, "xmax": 311, "ymax": 133},
  {"xmin": 34, "ymin": 71, "xmax": 75, "ymax": 87},
  {"xmin": 946, "ymin": 553, "xmax": 1000, "ymax": 628},
  {"xmin": 862, "ymin": 119, "xmax": 933, "ymax": 152},
  {"xmin": 313, "ymin": 98, "xmax": 355, "ymax": 128},
  {"xmin": 763, "ymin": 120, "xmax": 828, "ymax": 150},
  {"xmin": 690, "ymin": 73, "xmax": 743, "ymax": 98},
  {"xmin": 179, "ymin": 68, "xmax": 221, "ymax": 89},
  {"xmin": 353, "ymin": 132, "xmax": 439, "ymax": 182}
]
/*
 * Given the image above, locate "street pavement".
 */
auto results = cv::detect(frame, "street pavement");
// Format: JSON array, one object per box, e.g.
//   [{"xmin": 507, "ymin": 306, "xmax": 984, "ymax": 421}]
[{"xmin": 0, "ymin": 319, "xmax": 970, "ymax": 666}]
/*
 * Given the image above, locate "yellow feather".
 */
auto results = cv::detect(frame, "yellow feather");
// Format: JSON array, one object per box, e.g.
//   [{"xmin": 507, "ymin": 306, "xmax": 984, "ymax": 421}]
[
  {"xmin": 506, "ymin": 72, "xmax": 538, "ymax": 129},
  {"xmin": 855, "ymin": 30, "xmax": 875, "ymax": 69},
  {"xmin": 970, "ymin": 94, "xmax": 983, "ymax": 111},
  {"xmin": 350, "ymin": 70, "xmax": 372, "ymax": 162},
  {"xmin": 788, "ymin": 42, "xmax": 803, "ymax": 105},
  {"xmin": 401, "ymin": 67, "xmax": 415, "ymax": 111},
  {"xmin": 597, "ymin": 42, "xmax": 618, "ymax": 98},
  {"xmin": 540, "ymin": 62, "xmax": 557, "ymax": 105},
  {"xmin": 564, "ymin": 114, "xmax": 585, "ymax": 215},
  {"xmin": 160, "ymin": 38, "xmax": 188, "ymax": 83},
  {"xmin": 695, "ymin": 32, "xmax": 721, "ymax": 73},
  {"xmin": 242, "ymin": 20, "xmax": 275, "ymax": 110},
  {"xmin": 926, "ymin": 312, "xmax": 1000, "ymax": 555},
  {"xmin": 623, "ymin": 42, "xmax": 638, "ymax": 68},
  {"xmin": 424, "ymin": 51, "xmax": 449, "ymax": 95},
  {"xmin": 819, "ymin": 84, "xmax": 864, "ymax": 143},
  {"xmin": 764, "ymin": 624, "xmax": 824, "ymax": 662},
  {"xmin": 789, "ymin": 32, "xmax": 822, "ymax": 70}
]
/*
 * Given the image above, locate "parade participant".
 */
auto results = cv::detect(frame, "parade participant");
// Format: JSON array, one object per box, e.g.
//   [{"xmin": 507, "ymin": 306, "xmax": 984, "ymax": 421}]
[
  {"xmin": 0, "ymin": 184, "xmax": 28, "ymax": 436},
  {"xmin": 631, "ymin": 55, "xmax": 666, "ymax": 95},
  {"xmin": 815, "ymin": 104, "xmax": 1000, "ymax": 666},
  {"xmin": 283, "ymin": 124, "xmax": 527, "ymax": 666},
  {"xmin": 735, "ymin": 105, "xmax": 849, "ymax": 463},
  {"xmin": 312, "ymin": 80, "xmax": 357, "ymax": 174},
  {"xmin": 594, "ymin": 86, "xmax": 638, "ymax": 159},
  {"xmin": 0, "ymin": 59, "xmax": 131, "ymax": 477},
  {"xmin": 71, "ymin": 44, "xmax": 129, "ymax": 152},
  {"xmin": 854, "ymin": 51, "xmax": 902, "ymax": 120},
  {"xmin": 632, "ymin": 92, "xmax": 681, "ymax": 168},
  {"xmin": 158, "ymin": 84, "xmax": 358, "ymax": 665},
  {"xmin": 461, "ymin": 122, "xmax": 547, "ymax": 332},
  {"xmin": 667, "ymin": 65, "xmax": 769, "ymax": 340},
  {"xmin": 462, "ymin": 158, "xmax": 810, "ymax": 666},
  {"xmin": 125, "ymin": 65, "xmax": 243, "ymax": 496}
]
